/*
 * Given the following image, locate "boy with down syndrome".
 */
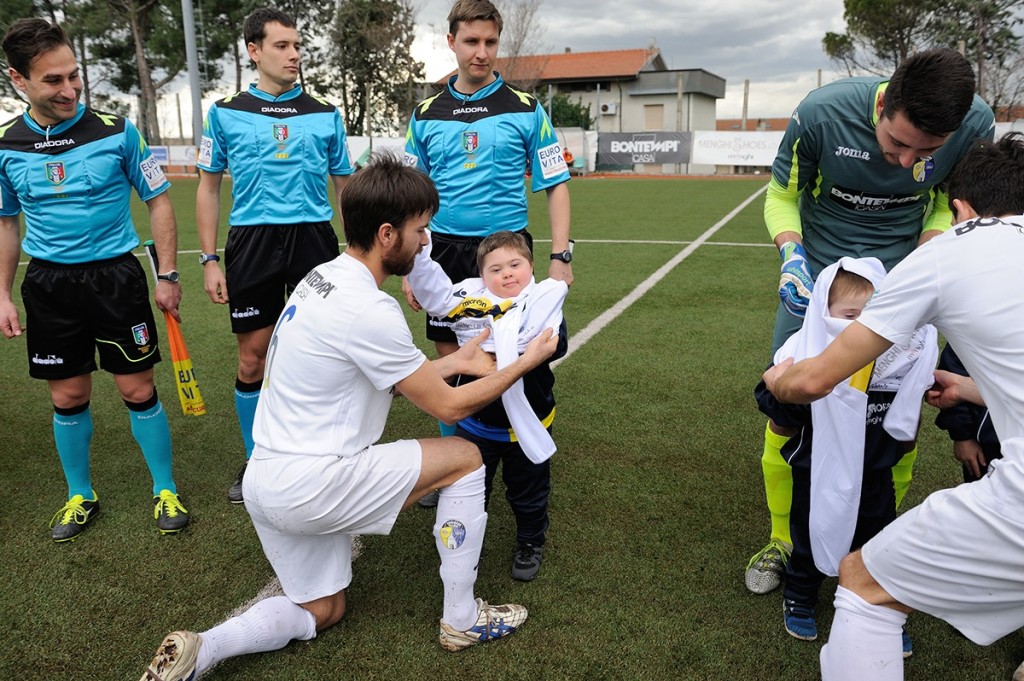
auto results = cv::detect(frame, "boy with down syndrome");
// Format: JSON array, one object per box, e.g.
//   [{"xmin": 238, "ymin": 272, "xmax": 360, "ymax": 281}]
[
  {"xmin": 407, "ymin": 229, "xmax": 568, "ymax": 581},
  {"xmin": 755, "ymin": 258, "xmax": 936, "ymax": 648}
]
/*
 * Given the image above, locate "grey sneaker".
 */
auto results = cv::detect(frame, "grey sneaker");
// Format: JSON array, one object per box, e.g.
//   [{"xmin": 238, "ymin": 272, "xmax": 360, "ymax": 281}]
[
  {"xmin": 417, "ymin": 489, "xmax": 440, "ymax": 508},
  {"xmin": 153, "ymin": 490, "xmax": 190, "ymax": 534},
  {"xmin": 139, "ymin": 630, "xmax": 201, "ymax": 681},
  {"xmin": 439, "ymin": 598, "xmax": 528, "ymax": 652},
  {"xmin": 49, "ymin": 494, "xmax": 100, "ymax": 543},
  {"xmin": 511, "ymin": 542, "xmax": 543, "ymax": 581},
  {"xmin": 744, "ymin": 539, "xmax": 791, "ymax": 594},
  {"xmin": 227, "ymin": 462, "xmax": 247, "ymax": 504}
]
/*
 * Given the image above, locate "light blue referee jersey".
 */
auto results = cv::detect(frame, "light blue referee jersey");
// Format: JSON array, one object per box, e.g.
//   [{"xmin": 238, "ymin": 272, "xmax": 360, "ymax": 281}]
[
  {"xmin": 404, "ymin": 74, "xmax": 570, "ymax": 237},
  {"xmin": 0, "ymin": 104, "xmax": 169, "ymax": 264},
  {"xmin": 198, "ymin": 84, "xmax": 353, "ymax": 226}
]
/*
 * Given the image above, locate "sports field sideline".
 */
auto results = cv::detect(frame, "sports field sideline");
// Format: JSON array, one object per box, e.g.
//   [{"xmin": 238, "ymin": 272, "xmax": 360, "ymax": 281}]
[{"xmin": 1, "ymin": 176, "xmax": 1021, "ymax": 679}]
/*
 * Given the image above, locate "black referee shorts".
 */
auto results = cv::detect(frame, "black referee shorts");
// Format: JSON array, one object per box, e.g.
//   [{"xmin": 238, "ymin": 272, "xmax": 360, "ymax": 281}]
[
  {"xmin": 22, "ymin": 252, "xmax": 161, "ymax": 380},
  {"xmin": 224, "ymin": 221, "xmax": 340, "ymax": 334}
]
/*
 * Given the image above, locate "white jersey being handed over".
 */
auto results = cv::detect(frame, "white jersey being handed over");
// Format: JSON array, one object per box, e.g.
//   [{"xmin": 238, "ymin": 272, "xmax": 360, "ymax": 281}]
[
  {"xmin": 406, "ymin": 232, "xmax": 567, "ymax": 353},
  {"xmin": 857, "ymin": 215, "xmax": 1024, "ymax": 444},
  {"xmin": 252, "ymin": 253, "xmax": 426, "ymax": 457}
]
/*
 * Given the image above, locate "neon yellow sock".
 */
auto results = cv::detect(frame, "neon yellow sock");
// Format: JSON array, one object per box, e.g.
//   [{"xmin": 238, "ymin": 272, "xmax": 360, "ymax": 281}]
[
  {"xmin": 762, "ymin": 421, "xmax": 794, "ymax": 547},
  {"xmin": 892, "ymin": 447, "xmax": 917, "ymax": 510}
]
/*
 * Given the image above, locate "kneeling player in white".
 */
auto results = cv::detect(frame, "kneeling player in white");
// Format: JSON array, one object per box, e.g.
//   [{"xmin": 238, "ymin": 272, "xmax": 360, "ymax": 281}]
[{"xmin": 139, "ymin": 153, "xmax": 560, "ymax": 680}]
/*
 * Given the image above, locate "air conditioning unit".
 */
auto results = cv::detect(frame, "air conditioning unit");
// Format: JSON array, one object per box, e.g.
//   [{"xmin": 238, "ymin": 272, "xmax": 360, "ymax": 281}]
[{"xmin": 600, "ymin": 102, "xmax": 617, "ymax": 116}]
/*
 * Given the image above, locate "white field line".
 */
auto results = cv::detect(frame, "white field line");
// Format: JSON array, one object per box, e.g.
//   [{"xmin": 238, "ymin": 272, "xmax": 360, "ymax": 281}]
[
  {"xmin": 552, "ymin": 183, "xmax": 769, "ymax": 369},
  {"xmin": 13, "ymin": 239, "xmax": 773, "ymax": 268}
]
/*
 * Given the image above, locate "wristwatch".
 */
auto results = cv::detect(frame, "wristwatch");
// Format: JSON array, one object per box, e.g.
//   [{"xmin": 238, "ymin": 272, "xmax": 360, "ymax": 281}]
[
  {"xmin": 550, "ymin": 250, "xmax": 573, "ymax": 263},
  {"xmin": 199, "ymin": 252, "xmax": 220, "ymax": 265},
  {"xmin": 157, "ymin": 270, "xmax": 180, "ymax": 283}
]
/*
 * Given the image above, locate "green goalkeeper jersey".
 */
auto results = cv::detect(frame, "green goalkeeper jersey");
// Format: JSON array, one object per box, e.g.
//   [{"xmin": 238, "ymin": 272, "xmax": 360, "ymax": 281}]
[{"xmin": 764, "ymin": 76, "xmax": 994, "ymax": 276}]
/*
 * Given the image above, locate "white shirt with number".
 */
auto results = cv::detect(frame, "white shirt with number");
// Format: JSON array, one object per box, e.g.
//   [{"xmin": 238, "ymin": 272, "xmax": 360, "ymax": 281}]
[{"xmin": 252, "ymin": 253, "xmax": 426, "ymax": 457}]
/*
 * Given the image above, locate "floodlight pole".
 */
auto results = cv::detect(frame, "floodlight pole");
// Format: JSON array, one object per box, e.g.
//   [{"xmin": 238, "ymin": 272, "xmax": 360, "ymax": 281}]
[{"xmin": 182, "ymin": 0, "xmax": 204, "ymax": 146}]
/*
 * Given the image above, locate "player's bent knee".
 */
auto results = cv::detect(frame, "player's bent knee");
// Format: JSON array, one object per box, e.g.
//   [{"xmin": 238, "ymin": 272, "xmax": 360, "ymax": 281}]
[
  {"xmin": 302, "ymin": 591, "xmax": 346, "ymax": 631},
  {"xmin": 447, "ymin": 436, "xmax": 482, "ymax": 469}
]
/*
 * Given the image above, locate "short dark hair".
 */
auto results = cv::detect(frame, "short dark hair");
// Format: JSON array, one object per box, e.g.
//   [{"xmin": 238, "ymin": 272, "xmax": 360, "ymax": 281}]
[
  {"xmin": 243, "ymin": 7, "xmax": 297, "ymax": 46},
  {"xmin": 2, "ymin": 18, "xmax": 72, "ymax": 78},
  {"xmin": 882, "ymin": 48, "xmax": 976, "ymax": 137},
  {"xmin": 947, "ymin": 132, "xmax": 1024, "ymax": 219},
  {"xmin": 476, "ymin": 230, "xmax": 532, "ymax": 271},
  {"xmin": 448, "ymin": 0, "xmax": 503, "ymax": 36},
  {"xmin": 341, "ymin": 152, "xmax": 439, "ymax": 252}
]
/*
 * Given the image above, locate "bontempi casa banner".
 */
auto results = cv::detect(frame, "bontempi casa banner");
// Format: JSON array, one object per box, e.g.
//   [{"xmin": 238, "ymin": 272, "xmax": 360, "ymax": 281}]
[{"xmin": 598, "ymin": 132, "xmax": 692, "ymax": 165}]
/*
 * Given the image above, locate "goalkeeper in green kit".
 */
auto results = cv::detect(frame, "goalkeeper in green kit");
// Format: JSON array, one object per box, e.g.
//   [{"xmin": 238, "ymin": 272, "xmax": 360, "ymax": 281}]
[{"xmin": 744, "ymin": 47, "xmax": 994, "ymax": 595}]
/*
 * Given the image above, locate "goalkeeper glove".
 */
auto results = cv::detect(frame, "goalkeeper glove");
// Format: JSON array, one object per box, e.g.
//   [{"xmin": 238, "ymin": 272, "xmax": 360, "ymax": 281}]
[{"xmin": 778, "ymin": 241, "xmax": 813, "ymax": 318}]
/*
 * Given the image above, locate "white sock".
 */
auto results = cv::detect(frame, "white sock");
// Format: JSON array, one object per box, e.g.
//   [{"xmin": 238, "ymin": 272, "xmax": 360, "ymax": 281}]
[
  {"xmin": 195, "ymin": 596, "xmax": 317, "ymax": 676},
  {"xmin": 434, "ymin": 465, "xmax": 487, "ymax": 631},
  {"xmin": 821, "ymin": 585, "xmax": 907, "ymax": 681}
]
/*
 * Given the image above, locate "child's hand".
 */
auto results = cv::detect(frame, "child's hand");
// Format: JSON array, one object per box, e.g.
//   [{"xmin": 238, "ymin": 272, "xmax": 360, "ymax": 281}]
[
  {"xmin": 401, "ymin": 276, "xmax": 422, "ymax": 312},
  {"xmin": 953, "ymin": 439, "xmax": 986, "ymax": 479}
]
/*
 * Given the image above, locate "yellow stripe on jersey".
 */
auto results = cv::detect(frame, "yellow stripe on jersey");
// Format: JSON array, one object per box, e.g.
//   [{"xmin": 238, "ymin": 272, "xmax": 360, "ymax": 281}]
[
  {"xmin": 443, "ymin": 297, "xmax": 514, "ymax": 322},
  {"xmin": 848, "ymin": 361, "xmax": 875, "ymax": 393},
  {"xmin": 509, "ymin": 407, "xmax": 556, "ymax": 443}
]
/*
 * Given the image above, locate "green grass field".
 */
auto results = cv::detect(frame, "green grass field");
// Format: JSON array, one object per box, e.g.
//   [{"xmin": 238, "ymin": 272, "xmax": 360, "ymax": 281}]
[{"xmin": 1, "ymin": 176, "xmax": 1021, "ymax": 680}]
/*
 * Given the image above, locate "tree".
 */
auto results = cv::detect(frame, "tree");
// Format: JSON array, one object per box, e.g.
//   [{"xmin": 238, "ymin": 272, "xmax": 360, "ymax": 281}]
[
  {"xmin": 269, "ymin": 0, "xmax": 336, "ymax": 96},
  {"xmin": 822, "ymin": 0, "xmax": 939, "ymax": 75},
  {"xmin": 542, "ymin": 92, "xmax": 591, "ymax": 129},
  {"xmin": 0, "ymin": 1, "xmax": 55, "ymax": 105},
  {"xmin": 497, "ymin": 0, "xmax": 548, "ymax": 92},
  {"xmin": 330, "ymin": 0, "xmax": 423, "ymax": 136},
  {"xmin": 822, "ymin": 0, "xmax": 1024, "ymax": 114},
  {"xmin": 929, "ymin": 0, "xmax": 1023, "ymax": 102}
]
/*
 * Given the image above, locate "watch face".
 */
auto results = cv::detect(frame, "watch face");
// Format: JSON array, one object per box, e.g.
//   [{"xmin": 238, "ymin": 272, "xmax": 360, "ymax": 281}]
[
  {"xmin": 552, "ymin": 250, "xmax": 572, "ymax": 263},
  {"xmin": 159, "ymin": 271, "xmax": 180, "ymax": 283}
]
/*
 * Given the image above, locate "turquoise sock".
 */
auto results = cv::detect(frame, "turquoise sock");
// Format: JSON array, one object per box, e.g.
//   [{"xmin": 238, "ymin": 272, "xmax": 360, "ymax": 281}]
[
  {"xmin": 235, "ymin": 379, "xmax": 261, "ymax": 460},
  {"xmin": 126, "ymin": 394, "xmax": 176, "ymax": 496},
  {"xmin": 53, "ymin": 403, "xmax": 94, "ymax": 499},
  {"xmin": 439, "ymin": 421, "xmax": 457, "ymax": 437}
]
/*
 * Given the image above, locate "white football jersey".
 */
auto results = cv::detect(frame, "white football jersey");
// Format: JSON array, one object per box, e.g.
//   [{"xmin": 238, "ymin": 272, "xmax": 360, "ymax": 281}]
[
  {"xmin": 252, "ymin": 253, "xmax": 426, "ymax": 457},
  {"xmin": 859, "ymin": 215, "xmax": 1024, "ymax": 442}
]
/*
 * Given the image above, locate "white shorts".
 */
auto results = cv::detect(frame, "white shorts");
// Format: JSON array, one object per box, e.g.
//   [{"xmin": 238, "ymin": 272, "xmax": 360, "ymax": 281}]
[
  {"xmin": 244, "ymin": 440, "xmax": 422, "ymax": 603},
  {"xmin": 862, "ymin": 455, "xmax": 1024, "ymax": 645}
]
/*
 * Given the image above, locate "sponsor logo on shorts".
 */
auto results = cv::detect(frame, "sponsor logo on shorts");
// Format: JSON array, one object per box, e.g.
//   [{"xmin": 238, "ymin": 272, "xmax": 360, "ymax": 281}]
[
  {"xmin": 45, "ymin": 161, "xmax": 66, "ymax": 185},
  {"xmin": 538, "ymin": 142, "xmax": 568, "ymax": 180},
  {"xmin": 31, "ymin": 353, "xmax": 65, "ymax": 365},
  {"xmin": 439, "ymin": 519, "xmax": 466, "ymax": 549},
  {"xmin": 462, "ymin": 131, "xmax": 479, "ymax": 153},
  {"xmin": 834, "ymin": 145, "xmax": 870, "ymax": 161},
  {"xmin": 273, "ymin": 123, "xmax": 289, "ymax": 143},
  {"xmin": 828, "ymin": 184, "xmax": 921, "ymax": 212},
  {"xmin": 140, "ymin": 156, "xmax": 166, "ymax": 192},
  {"xmin": 232, "ymin": 306, "xmax": 261, "ymax": 319},
  {"xmin": 132, "ymin": 323, "xmax": 150, "ymax": 345}
]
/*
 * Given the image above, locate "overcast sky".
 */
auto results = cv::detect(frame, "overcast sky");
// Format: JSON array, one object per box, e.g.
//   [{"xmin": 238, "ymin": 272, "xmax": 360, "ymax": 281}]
[{"xmin": 411, "ymin": 0, "xmax": 852, "ymax": 119}]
